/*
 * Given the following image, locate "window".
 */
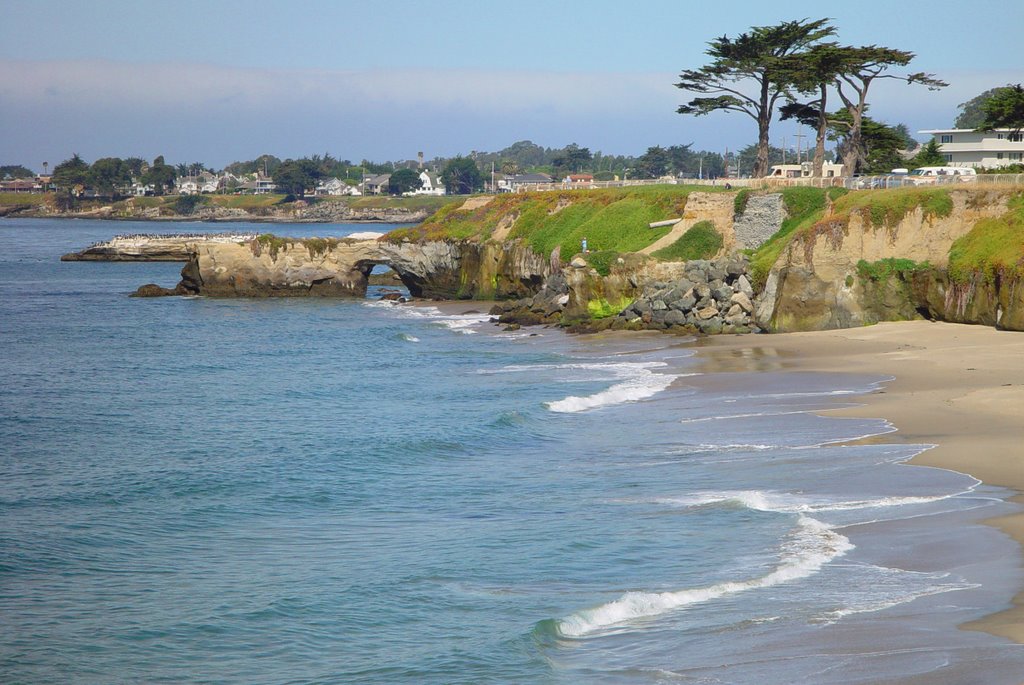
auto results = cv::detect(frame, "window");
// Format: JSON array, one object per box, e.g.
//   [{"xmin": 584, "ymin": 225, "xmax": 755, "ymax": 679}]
[
  {"xmin": 1010, "ymin": 133, "xmax": 1023, "ymax": 143},
  {"xmin": 997, "ymin": 152, "xmax": 1004, "ymax": 160},
  {"xmin": 1011, "ymin": 153, "xmax": 1023, "ymax": 161},
  {"xmin": 944, "ymin": 154, "xmax": 953, "ymax": 162},
  {"xmin": 940, "ymin": 134, "xmax": 953, "ymax": 143},
  {"xmin": 998, "ymin": 133, "xmax": 1004, "ymax": 139}
]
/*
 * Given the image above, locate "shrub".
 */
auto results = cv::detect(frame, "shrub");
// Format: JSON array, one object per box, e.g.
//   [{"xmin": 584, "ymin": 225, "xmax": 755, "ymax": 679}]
[
  {"xmin": 584, "ymin": 250, "xmax": 619, "ymax": 276},
  {"xmin": 174, "ymin": 194, "xmax": 207, "ymax": 215},
  {"xmin": 855, "ymin": 258, "xmax": 930, "ymax": 282}
]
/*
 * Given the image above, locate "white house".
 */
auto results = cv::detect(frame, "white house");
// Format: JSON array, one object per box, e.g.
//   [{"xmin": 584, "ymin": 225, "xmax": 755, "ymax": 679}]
[
  {"xmin": 316, "ymin": 177, "xmax": 362, "ymax": 196},
  {"xmin": 920, "ymin": 128, "xmax": 1024, "ymax": 168},
  {"xmin": 177, "ymin": 176, "xmax": 218, "ymax": 194},
  {"xmin": 407, "ymin": 171, "xmax": 445, "ymax": 196}
]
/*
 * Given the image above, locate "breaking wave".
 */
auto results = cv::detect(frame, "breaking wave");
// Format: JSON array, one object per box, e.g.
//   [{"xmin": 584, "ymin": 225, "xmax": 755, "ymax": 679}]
[{"xmin": 555, "ymin": 515, "xmax": 852, "ymax": 637}]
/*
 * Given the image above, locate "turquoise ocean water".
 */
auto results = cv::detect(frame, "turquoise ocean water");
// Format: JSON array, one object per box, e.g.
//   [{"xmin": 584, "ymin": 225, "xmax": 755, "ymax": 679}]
[{"xmin": 2, "ymin": 218, "xmax": 1024, "ymax": 683}]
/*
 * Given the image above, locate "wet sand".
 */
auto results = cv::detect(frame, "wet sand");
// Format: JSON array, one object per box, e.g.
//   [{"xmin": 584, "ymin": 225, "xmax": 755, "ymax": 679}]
[{"xmin": 696, "ymin": 320, "xmax": 1024, "ymax": 643}]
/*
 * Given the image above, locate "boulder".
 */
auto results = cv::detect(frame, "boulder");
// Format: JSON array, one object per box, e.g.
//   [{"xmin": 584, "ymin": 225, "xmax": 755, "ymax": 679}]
[
  {"xmin": 663, "ymin": 309, "xmax": 686, "ymax": 326},
  {"xmin": 730, "ymin": 291, "xmax": 754, "ymax": 313},
  {"xmin": 130, "ymin": 283, "xmax": 186, "ymax": 297},
  {"xmin": 712, "ymin": 285, "xmax": 734, "ymax": 303},
  {"xmin": 737, "ymin": 274, "xmax": 754, "ymax": 297},
  {"xmin": 696, "ymin": 305, "xmax": 719, "ymax": 320}
]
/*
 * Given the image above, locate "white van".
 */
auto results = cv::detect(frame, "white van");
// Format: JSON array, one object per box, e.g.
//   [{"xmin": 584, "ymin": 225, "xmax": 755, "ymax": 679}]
[
  {"xmin": 907, "ymin": 166, "xmax": 977, "ymax": 184},
  {"xmin": 767, "ymin": 161, "xmax": 845, "ymax": 178}
]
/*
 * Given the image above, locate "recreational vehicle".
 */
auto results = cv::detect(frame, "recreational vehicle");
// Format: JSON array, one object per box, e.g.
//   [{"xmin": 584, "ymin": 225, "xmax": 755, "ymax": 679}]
[{"xmin": 766, "ymin": 161, "xmax": 844, "ymax": 178}]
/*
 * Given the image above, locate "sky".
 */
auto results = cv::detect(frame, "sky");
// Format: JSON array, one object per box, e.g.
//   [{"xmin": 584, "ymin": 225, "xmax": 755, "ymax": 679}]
[{"xmin": 1, "ymin": 0, "xmax": 1021, "ymax": 171}]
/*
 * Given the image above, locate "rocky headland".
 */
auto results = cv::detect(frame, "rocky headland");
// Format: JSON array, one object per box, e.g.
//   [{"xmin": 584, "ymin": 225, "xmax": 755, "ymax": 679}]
[{"xmin": 66, "ymin": 185, "xmax": 1024, "ymax": 334}]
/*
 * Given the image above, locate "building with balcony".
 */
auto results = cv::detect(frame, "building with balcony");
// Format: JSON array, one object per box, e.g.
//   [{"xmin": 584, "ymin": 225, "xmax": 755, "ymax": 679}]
[{"xmin": 920, "ymin": 128, "xmax": 1024, "ymax": 168}]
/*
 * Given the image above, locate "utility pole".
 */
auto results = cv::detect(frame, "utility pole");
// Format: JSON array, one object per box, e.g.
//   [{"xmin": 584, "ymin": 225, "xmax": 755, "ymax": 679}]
[{"xmin": 794, "ymin": 132, "xmax": 807, "ymax": 164}]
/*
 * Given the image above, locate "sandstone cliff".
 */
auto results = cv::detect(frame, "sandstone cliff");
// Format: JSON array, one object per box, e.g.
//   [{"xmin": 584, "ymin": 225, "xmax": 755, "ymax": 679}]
[{"xmin": 759, "ymin": 188, "xmax": 1023, "ymax": 332}]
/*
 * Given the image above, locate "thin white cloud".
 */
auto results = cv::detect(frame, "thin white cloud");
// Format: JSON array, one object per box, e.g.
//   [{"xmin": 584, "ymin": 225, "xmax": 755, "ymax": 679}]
[{"xmin": 1, "ymin": 59, "xmax": 1016, "ymax": 167}]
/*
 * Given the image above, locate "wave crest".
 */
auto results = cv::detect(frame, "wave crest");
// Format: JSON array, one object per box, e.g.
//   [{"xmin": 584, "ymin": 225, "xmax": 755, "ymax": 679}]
[{"xmin": 555, "ymin": 515, "xmax": 851, "ymax": 637}]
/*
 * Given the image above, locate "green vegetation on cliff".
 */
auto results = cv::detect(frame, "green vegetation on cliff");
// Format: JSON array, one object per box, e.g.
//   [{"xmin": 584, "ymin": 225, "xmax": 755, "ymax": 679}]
[
  {"xmin": 948, "ymin": 193, "xmax": 1024, "ymax": 285},
  {"xmin": 748, "ymin": 187, "xmax": 958, "ymax": 288},
  {"xmin": 387, "ymin": 186, "xmax": 710, "ymax": 259},
  {"xmin": 651, "ymin": 221, "xmax": 723, "ymax": 261},
  {"xmin": 856, "ymin": 257, "xmax": 931, "ymax": 281},
  {"xmin": 839, "ymin": 187, "xmax": 954, "ymax": 228},
  {"xmin": 252, "ymin": 234, "xmax": 341, "ymax": 260},
  {"xmin": 749, "ymin": 187, "xmax": 832, "ymax": 287}
]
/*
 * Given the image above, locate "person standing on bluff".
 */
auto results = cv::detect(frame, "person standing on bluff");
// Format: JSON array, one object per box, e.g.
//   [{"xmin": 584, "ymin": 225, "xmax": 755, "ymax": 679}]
[{"xmin": 581, "ymin": 237, "xmax": 588, "ymax": 254}]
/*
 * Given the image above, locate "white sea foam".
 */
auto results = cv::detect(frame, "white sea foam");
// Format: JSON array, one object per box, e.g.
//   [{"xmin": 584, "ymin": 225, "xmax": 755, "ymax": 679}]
[
  {"xmin": 367, "ymin": 302, "xmax": 491, "ymax": 334},
  {"xmin": 541, "ymin": 362, "xmax": 687, "ymax": 413},
  {"xmin": 656, "ymin": 489, "xmax": 970, "ymax": 514},
  {"xmin": 679, "ymin": 409, "xmax": 815, "ymax": 423},
  {"xmin": 400, "ymin": 333, "xmax": 420, "ymax": 343},
  {"xmin": 818, "ymin": 580, "xmax": 980, "ymax": 624},
  {"xmin": 556, "ymin": 515, "xmax": 852, "ymax": 637}
]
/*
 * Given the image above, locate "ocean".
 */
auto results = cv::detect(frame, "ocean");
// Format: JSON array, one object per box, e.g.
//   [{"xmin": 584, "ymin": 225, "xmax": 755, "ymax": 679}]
[{"xmin": 2, "ymin": 217, "xmax": 1023, "ymax": 684}]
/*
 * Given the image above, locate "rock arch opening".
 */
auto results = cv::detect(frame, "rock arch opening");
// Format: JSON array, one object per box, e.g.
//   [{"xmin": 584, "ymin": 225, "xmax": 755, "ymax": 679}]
[{"xmin": 355, "ymin": 259, "xmax": 425, "ymax": 298}]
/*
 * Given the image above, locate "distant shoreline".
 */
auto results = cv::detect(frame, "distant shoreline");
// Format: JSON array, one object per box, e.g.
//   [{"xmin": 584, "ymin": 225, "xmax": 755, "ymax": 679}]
[
  {"xmin": 3, "ymin": 212, "xmax": 418, "ymax": 224},
  {"xmin": 0, "ymin": 194, "xmax": 450, "ymax": 224}
]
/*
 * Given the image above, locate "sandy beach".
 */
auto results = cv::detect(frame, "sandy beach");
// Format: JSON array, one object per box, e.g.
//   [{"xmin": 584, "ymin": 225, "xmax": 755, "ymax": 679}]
[{"xmin": 696, "ymin": 320, "xmax": 1024, "ymax": 643}]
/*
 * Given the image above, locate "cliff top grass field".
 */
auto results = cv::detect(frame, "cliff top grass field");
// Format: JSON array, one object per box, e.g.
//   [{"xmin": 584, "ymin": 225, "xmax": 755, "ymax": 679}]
[
  {"xmin": 385, "ymin": 184, "xmax": 1024, "ymax": 290},
  {"xmin": 388, "ymin": 185, "xmax": 834, "ymax": 271},
  {"xmin": 387, "ymin": 185, "xmax": 728, "ymax": 257}
]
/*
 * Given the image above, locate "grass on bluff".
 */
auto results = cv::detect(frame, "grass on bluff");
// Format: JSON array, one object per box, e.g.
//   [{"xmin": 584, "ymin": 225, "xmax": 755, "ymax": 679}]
[
  {"xmin": 651, "ymin": 221, "xmax": 723, "ymax": 261},
  {"xmin": 388, "ymin": 186, "xmax": 716, "ymax": 259},
  {"xmin": 343, "ymin": 195, "xmax": 452, "ymax": 212},
  {"xmin": 837, "ymin": 187, "xmax": 954, "ymax": 228},
  {"xmin": 748, "ymin": 186, "xmax": 960, "ymax": 289},
  {"xmin": 0, "ymin": 192, "xmax": 49, "ymax": 206},
  {"xmin": 210, "ymin": 194, "xmax": 287, "ymax": 209},
  {"xmin": 947, "ymin": 192, "xmax": 1024, "ymax": 284}
]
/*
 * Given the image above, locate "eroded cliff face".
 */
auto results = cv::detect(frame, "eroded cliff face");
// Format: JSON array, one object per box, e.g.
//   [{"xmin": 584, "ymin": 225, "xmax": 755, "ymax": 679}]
[
  {"xmin": 177, "ymin": 237, "xmax": 550, "ymax": 300},
  {"xmin": 762, "ymin": 190, "xmax": 1019, "ymax": 331}
]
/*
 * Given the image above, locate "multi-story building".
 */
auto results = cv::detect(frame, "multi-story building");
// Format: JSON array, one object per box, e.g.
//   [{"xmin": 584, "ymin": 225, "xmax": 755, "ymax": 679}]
[{"xmin": 920, "ymin": 128, "xmax": 1024, "ymax": 168}]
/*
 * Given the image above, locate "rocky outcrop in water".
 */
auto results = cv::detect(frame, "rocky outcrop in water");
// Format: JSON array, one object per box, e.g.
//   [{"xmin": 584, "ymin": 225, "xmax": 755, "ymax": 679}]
[
  {"xmin": 176, "ymin": 237, "xmax": 551, "ymax": 300},
  {"xmin": 62, "ymin": 233, "xmax": 256, "ymax": 261}
]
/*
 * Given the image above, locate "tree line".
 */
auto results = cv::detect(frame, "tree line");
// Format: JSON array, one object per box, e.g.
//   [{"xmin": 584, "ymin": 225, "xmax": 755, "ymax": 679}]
[{"xmin": 12, "ymin": 75, "xmax": 1023, "ymax": 198}]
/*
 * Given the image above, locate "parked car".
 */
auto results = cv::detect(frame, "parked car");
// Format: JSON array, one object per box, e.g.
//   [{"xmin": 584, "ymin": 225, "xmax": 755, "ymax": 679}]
[{"xmin": 907, "ymin": 166, "xmax": 977, "ymax": 185}]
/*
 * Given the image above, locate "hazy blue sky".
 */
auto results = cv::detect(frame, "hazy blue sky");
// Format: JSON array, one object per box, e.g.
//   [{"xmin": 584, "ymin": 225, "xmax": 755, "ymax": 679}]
[{"xmin": 1, "ymin": 0, "xmax": 1021, "ymax": 170}]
